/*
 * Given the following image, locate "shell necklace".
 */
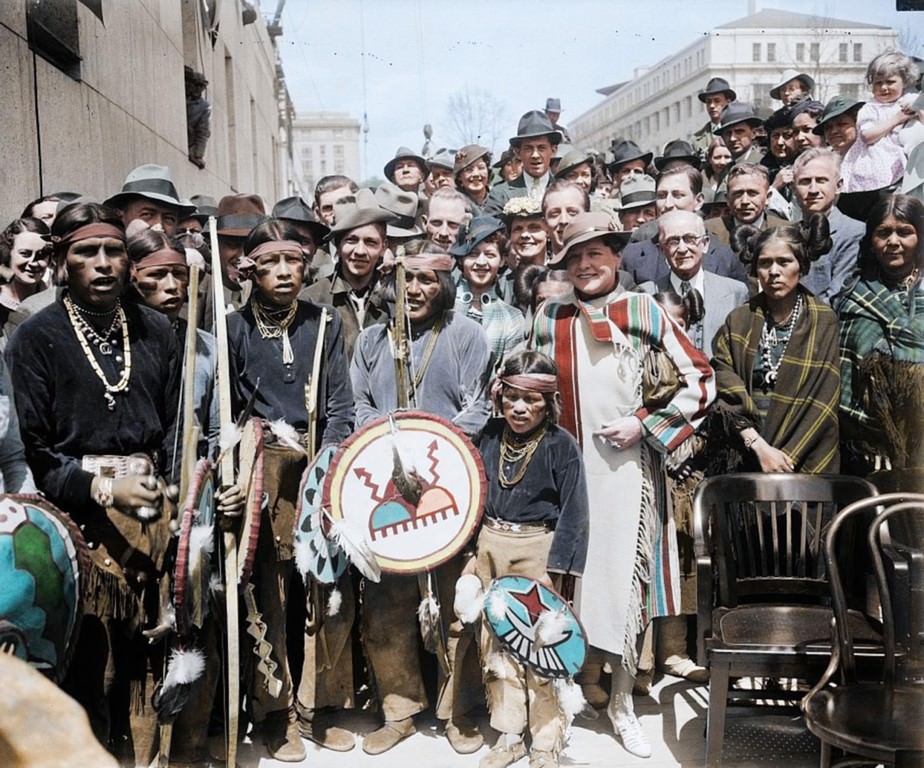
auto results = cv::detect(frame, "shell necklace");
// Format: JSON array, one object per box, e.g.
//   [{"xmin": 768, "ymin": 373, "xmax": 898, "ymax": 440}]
[{"xmin": 64, "ymin": 295, "xmax": 131, "ymax": 410}]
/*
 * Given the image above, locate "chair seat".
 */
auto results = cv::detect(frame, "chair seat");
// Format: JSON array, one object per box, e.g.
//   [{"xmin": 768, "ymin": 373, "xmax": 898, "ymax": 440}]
[
  {"xmin": 712, "ymin": 605, "xmax": 881, "ymax": 652},
  {"xmin": 804, "ymin": 683, "xmax": 924, "ymax": 760}
]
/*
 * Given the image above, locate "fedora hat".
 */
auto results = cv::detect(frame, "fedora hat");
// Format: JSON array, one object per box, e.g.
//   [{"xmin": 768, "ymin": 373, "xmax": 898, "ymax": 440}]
[
  {"xmin": 548, "ymin": 211, "xmax": 631, "ymax": 268},
  {"xmin": 617, "ymin": 174, "xmax": 656, "ymax": 210},
  {"xmin": 654, "ymin": 140, "xmax": 701, "ymax": 171},
  {"xmin": 555, "ymin": 149, "xmax": 595, "ymax": 179},
  {"xmin": 104, "ymin": 163, "xmax": 195, "ymax": 216},
  {"xmin": 383, "ymin": 147, "xmax": 428, "ymax": 182},
  {"xmin": 449, "ymin": 215, "xmax": 505, "ymax": 258},
  {"xmin": 212, "ymin": 194, "xmax": 266, "ymax": 237},
  {"xmin": 188, "ymin": 194, "xmax": 219, "ymax": 223},
  {"xmin": 607, "ymin": 139, "xmax": 653, "ymax": 171},
  {"xmin": 769, "ymin": 69, "xmax": 815, "ymax": 101},
  {"xmin": 272, "ymin": 196, "xmax": 331, "ymax": 241},
  {"xmin": 716, "ymin": 102, "xmax": 763, "ymax": 133},
  {"xmin": 374, "ymin": 181, "xmax": 422, "ymax": 238},
  {"xmin": 545, "ymin": 97, "xmax": 563, "ymax": 113},
  {"xmin": 493, "ymin": 148, "xmax": 516, "ymax": 169},
  {"xmin": 698, "ymin": 77, "xmax": 737, "ymax": 103},
  {"xmin": 812, "ymin": 95, "xmax": 865, "ymax": 135},
  {"xmin": 454, "ymin": 145, "xmax": 491, "ymax": 174},
  {"xmin": 328, "ymin": 188, "xmax": 396, "ymax": 239},
  {"xmin": 509, "ymin": 110, "xmax": 562, "ymax": 147},
  {"xmin": 428, "ymin": 149, "xmax": 456, "ymax": 172}
]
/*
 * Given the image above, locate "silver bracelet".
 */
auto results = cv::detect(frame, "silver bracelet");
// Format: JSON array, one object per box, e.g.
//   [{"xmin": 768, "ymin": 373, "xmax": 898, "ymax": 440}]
[
  {"xmin": 93, "ymin": 476, "xmax": 114, "ymax": 508},
  {"xmin": 743, "ymin": 433, "xmax": 760, "ymax": 451}
]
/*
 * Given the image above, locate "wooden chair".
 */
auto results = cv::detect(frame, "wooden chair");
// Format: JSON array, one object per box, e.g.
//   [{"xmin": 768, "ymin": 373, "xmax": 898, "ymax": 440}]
[
  {"xmin": 803, "ymin": 495, "xmax": 924, "ymax": 767},
  {"xmin": 693, "ymin": 473, "xmax": 879, "ymax": 767}
]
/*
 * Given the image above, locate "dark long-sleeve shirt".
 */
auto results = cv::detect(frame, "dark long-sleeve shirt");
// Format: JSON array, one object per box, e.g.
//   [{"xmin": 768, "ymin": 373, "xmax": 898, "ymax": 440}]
[
  {"xmin": 227, "ymin": 299, "xmax": 354, "ymax": 449},
  {"xmin": 5, "ymin": 296, "xmax": 180, "ymax": 514},
  {"xmin": 479, "ymin": 419, "xmax": 589, "ymax": 576}
]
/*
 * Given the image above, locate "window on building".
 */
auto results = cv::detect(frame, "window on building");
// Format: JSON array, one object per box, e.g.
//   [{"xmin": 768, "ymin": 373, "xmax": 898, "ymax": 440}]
[
  {"xmin": 333, "ymin": 144, "xmax": 345, "ymax": 174},
  {"xmin": 810, "ymin": 42, "xmax": 820, "ymax": 62},
  {"xmin": 685, "ymin": 96, "xmax": 692, "ymax": 118},
  {"xmin": 752, "ymin": 43, "xmax": 761, "ymax": 62},
  {"xmin": 767, "ymin": 43, "xmax": 776, "ymax": 62},
  {"xmin": 796, "ymin": 42, "xmax": 805, "ymax": 62},
  {"xmin": 840, "ymin": 83, "xmax": 861, "ymax": 99},
  {"xmin": 839, "ymin": 43, "xmax": 848, "ymax": 63},
  {"xmin": 26, "ymin": 0, "xmax": 81, "ymax": 80},
  {"xmin": 853, "ymin": 43, "xmax": 862, "ymax": 62}
]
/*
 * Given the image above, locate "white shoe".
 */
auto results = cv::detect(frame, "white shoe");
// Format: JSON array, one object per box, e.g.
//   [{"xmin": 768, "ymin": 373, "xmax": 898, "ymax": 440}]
[{"xmin": 608, "ymin": 707, "xmax": 651, "ymax": 759}]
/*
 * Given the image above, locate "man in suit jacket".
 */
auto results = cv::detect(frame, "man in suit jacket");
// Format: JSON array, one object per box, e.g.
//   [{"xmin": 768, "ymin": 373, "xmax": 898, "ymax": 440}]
[
  {"xmin": 622, "ymin": 165, "xmax": 749, "ymax": 286},
  {"xmin": 792, "ymin": 147, "xmax": 863, "ymax": 305},
  {"xmin": 644, "ymin": 210, "xmax": 748, "ymax": 357},
  {"xmin": 484, "ymin": 111, "xmax": 561, "ymax": 215},
  {"xmin": 711, "ymin": 163, "xmax": 790, "ymax": 248}
]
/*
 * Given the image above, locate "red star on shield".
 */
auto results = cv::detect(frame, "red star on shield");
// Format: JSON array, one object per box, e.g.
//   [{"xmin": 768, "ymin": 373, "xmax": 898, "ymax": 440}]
[{"xmin": 510, "ymin": 583, "xmax": 549, "ymax": 625}]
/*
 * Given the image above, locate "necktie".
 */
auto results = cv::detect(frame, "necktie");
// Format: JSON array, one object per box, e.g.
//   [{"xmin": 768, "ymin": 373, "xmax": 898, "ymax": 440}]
[{"xmin": 680, "ymin": 280, "xmax": 691, "ymax": 296}]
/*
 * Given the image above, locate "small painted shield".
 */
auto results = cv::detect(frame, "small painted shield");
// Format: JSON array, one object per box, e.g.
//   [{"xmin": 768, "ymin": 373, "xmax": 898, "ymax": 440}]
[
  {"xmin": 174, "ymin": 458, "xmax": 216, "ymax": 637},
  {"xmin": 483, "ymin": 575, "xmax": 587, "ymax": 679},
  {"xmin": 294, "ymin": 445, "xmax": 346, "ymax": 584},
  {"xmin": 236, "ymin": 418, "xmax": 264, "ymax": 586}
]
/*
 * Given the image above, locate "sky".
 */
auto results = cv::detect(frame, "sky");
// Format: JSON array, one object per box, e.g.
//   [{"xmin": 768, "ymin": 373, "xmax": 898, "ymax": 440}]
[{"xmin": 275, "ymin": 0, "xmax": 918, "ymax": 182}]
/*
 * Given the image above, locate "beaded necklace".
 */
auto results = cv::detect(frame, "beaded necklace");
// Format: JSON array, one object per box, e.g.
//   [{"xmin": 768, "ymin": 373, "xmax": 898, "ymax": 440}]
[
  {"xmin": 252, "ymin": 299, "xmax": 298, "ymax": 372},
  {"xmin": 758, "ymin": 291, "xmax": 803, "ymax": 389},
  {"xmin": 64, "ymin": 295, "xmax": 132, "ymax": 410},
  {"xmin": 68, "ymin": 302, "xmax": 121, "ymax": 355},
  {"xmin": 498, "ymin": 424, "xmax": 547, "ymax": 488}
]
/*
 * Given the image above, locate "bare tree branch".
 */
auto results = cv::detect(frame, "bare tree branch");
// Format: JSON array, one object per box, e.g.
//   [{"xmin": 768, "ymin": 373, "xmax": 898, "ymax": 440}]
[{"xmin": 443, "ymin": 87, "xmax": 508, "ymax": 153}]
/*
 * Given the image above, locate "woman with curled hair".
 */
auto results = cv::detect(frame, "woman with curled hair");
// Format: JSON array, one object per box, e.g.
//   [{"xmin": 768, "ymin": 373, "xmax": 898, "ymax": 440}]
[
  {"xmin": 0, "ymin": 217, "xmax": 52, "ymax": 326},
  {"xmin": 835, "ymin": 194, "xmax": 924, "ymax": 474},
  {"xmin": 709, "ymin": 214, "xmax": 841, "ymax": 473}
]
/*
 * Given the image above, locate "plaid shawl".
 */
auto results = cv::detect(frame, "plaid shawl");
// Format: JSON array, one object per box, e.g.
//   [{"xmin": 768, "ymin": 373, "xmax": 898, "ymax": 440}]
[
  {"xmin": 531, "ymin": 289, "xmax": 715, "ymax": 452},
  {"xmin": 711, "ymin": 289, "xmax": 841, "ymax": 473},
  {"xmin": 834, "ymin": 276, "xmax": 924, "ymax": 426}
]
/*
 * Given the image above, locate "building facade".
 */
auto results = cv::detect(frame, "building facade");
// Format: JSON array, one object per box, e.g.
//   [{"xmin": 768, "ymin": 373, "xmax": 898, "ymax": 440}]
[
  {"xmin": 570, "ymin": 9, "xmax": 899, "ymax": 157},
  {"xmin": 0, "ymin": 0, "xmax": 285, "ymax": 220},
  {"xmin": 290, "ymin": 112, "xmax": 362, "ymax": 198}
]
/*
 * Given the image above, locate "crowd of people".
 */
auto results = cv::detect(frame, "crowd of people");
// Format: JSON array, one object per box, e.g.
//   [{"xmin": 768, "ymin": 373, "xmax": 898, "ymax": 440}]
[{"xmin": 0, "ymin": 49, "xmax": 922, "ymax": 768}]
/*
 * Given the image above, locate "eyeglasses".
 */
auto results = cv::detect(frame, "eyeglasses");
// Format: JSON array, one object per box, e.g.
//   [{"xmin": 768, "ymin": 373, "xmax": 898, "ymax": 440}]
[{"xmin": 662, "ymin": 234, "xmax": 706, "ymax": 250}]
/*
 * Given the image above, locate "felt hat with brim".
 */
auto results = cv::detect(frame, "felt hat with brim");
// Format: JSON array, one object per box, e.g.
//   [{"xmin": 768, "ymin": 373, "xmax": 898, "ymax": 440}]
[
  {"xmin": 374, "ymin": 181, "xmax": 422, "ymax": 238},
  {"xmin": 500, "ymin": 196, "xmax": 544, "ymax": 225},
  {"xmin": 510, "ymin": 110, "xmax": 562, "ymax": 146},
  {"xmin": 384, "ymin": 147, "xmax": 428, "ymax": 182},
  {"xmin": 617, "ymin": 174, "xmax": 656, "ymax": 210},
  {"xmin": 701, "ymin": 186, "xmax": 728, "ymax": 211},
  {"xmin": 698, "ymin": 77, "xmax": 737, "ymax": 103},
  {"xmin": 607, "ymin": 139, "xmax": 653, "ymax": 171},
  {"xmin": 449, "ymin": 216, "xmax": 505, "ymax": 258},
  {"xmin": 548, "ymin": 211, "xmax": 632, "ymax": 268},
  {"xmin": 813, "ymin": 95, "xmax": 865, "ymax": 135},
  {"xmin": 555, "ymin": 149, "xmax": 595, "ymax": 179},
  {"xmin": 104, "ymin": 164, "xmax": 195, "ymax": 217},
  {"xmin": 428, "ymin": 150, "xmax": 456, "ymax": 172},
  {"xmin": 211, "ymin": 194, "xmax": 266, "ymax": 237},
  {"xmin": 454, "ymin": 145, "xmax": 491, "ymax": 174},
  {"xmin": 328, "ymin": 188, "xmax": 396, "ymax": 240},
  {"xmin": 716, "ymin": 102, "xmax": 763, "ymax": 133},
  {"xmin": 493, "ymin": 148, "xmax": 516, "ymax": 169},
  {"xmin": 769, "ymin": 69, "xmax": 815, "ymax": 101},
  {"xmin": 272, "ymin": 196, "xmax": 331, "ymax": 241},
  {"xmin": 545, "ymin": 98, "xmax": 562, "ymax": 112},
  {"xmin": 654, "ymin": 140, "xmax": 701, "ymax": 171},
  {"xmin": 188, "ymin": 194, "xmax": 219, "ymax": 222}
]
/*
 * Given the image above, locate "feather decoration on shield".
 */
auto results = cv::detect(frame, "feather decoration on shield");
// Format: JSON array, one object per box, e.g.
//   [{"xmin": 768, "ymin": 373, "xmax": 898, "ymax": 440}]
[
  {"xmin": 294, "ymin": 446, "xmax": 348, "ymax": 585},
  {"xmin": 269, "ymin": 418, "xmax": 309, "ymax": 455},
  {"xmin": 328, "ymin": 515, "xmax": 381, "ymax": 582},
  {"xmin": 152, "ymin": 648, "xmax": 206, "ymax": 724}
]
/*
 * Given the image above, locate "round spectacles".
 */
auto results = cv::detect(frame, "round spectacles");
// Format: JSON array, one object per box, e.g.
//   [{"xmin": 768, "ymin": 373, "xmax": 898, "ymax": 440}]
[{"xmin": 662, "ymin": 234, "xmax": 706, "ymax": 250}]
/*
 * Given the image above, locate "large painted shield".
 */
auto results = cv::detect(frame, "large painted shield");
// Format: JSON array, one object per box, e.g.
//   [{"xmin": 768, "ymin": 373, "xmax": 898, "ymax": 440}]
[
  {"xmin": 294, "ymin": 445, "xmax": 346, "ymax": 585},
  {"xmin": 483, "ymin": 575, "xmax": 588, "ymax": 679},
  {"xmin": 173, "ymin": 458, "xmax": 216, "ymax": 637},
  {"xmin": 323, "ymin": 411, "xmax": 485, "ymax": 574},
  {"xmin": 236, "ymin": 418, "xmax": 264, "ymax": 587},
  {"xmin": 0, "ymin": 494, "xmax": 89, "ymax": 682}
]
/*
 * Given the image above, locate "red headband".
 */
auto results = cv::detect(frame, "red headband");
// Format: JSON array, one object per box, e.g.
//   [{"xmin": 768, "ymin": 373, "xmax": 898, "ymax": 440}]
[
  {"xmin": 500, "ymin": 373, "xmax": 559, "ymax": 393},
  {"xmin": 401, "ymin": 254, "xmax": 454, "ymax": 272},
  {"xmin": 133, "ymin": 248, "xmax": 187, "ymax": 271},
  {"xmin": 53, "ymin": 223, "xmax": 125, "ymax": 249},
  {"xmin": 245, "ymin": 240, "xmax": 304, "ymax": 261}
]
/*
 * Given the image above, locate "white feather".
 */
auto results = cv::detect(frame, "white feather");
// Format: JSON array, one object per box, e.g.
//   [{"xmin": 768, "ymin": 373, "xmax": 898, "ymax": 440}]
[
  {"xmin": 330, "ymin": 517, "xmax": 381, "ymax": 582},
  {"xmin": 218, "ymin": 421, "xmax": 242, "ymax": 455},
  {"xmin": 326, "ymin": 588, "xmax": 342, "ymax": 617},
  {"xmin": 534, "ymin": 607, "xmax": 570, "ymax": 650},
  {"xmin": 294, "ymin": 535, "xmax": 314, "ymax": 582},
  {"xmin": 162, "ymin": 648, "xmax": 206, "ymax": 688},
  {"xmin": 554, "ymin": 678, "xmax": 589, "ymax": 723},
  {"xmin": 484, "ymin": 654, "xmax": 509, "ymax": 681},
  {"xmin": 187, "ymin": 524, "xmax": 214, "ymax": 577},
  {"xmin": 269, "ymin": 418, "xmax": 308, "ymax": 455},
  {"xmin": 417, "ymin": 593, "xmax": 440, "ymax": 625},
  {"xmin": 453, "ymin": 574, "xmax": 485, "ymax": 624},
  {"xmin": 209, "ymin": 573, "xmax": 224, "ymax": 594},
  {"xmin": 485, "ymin": 590, "xmax": 508, "ymax": 623}
]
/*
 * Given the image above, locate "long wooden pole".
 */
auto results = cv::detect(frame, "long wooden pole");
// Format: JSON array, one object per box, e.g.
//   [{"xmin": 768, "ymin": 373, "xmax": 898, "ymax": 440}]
[{"xmin": 209, "ymin": 218, "xmax": 240, "ymax": 768}]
